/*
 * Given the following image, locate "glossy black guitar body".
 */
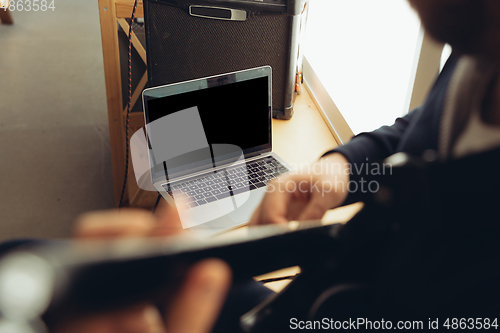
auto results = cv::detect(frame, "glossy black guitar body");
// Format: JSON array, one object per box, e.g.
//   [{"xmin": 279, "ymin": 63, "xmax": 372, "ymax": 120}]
[
  {"xmin": 1, "ymin": 148, "xmax": 500, "ymax": 332},
  {"xmin": 242, "ymin": 147, "xmax": 500, "ymax": 332}
]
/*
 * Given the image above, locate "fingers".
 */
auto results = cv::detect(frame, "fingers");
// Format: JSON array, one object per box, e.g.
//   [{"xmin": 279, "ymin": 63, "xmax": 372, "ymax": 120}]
[
  {"xmin": 74, "ymin": 201, "xmax": 186, "ymax": 239},
  {"xmin": 250, "ymin": 174, "xmax": 319, "ymax": 225},
  {"xmin": 74, "ymin": 209, "xmax": 158, "ymax": 239},
  {"xmin": 113, "ymin": 305, "xmax": 166, "ymax": 333},
  {"xmin": 250, "ymin": 170, "xmax": 348, "ymax": 225},
  {"xmin": 165, "ymin": 259, "xmax": 232, "ymax": 333},
  {"xmin": 151, "ymin": 199, "xmax": 184, "ymax": 237},
  {"xmin": 57, "ymin": 260, "xmax": 231, "ymax": 333},
  {"xmin": 249, "ymin": 179, "xmax": 291, "ymax": 226},
  {"xmin": 55, "ymin": 304, "xmax": 166, "ymax": 333},
  {"xmin": 296, "ymin": 191, "xmax": 334, "ymax": 221}
]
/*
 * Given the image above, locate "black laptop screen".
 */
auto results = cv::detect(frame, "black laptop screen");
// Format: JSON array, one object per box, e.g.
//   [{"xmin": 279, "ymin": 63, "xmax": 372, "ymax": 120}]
[{"xmin": 144, "ymin": 71, "xmax": 271, "ymax": 181}]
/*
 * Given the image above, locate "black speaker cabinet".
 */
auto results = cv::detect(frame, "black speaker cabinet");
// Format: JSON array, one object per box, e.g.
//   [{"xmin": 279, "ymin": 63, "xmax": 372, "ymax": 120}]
[{"xmin": 143, "ymin": 0, "xmax": 308, "ymax": 119}]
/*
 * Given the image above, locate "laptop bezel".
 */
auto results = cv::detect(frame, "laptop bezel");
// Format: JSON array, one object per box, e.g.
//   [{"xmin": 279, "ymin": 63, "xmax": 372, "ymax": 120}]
[{"xmin": 142, "ymin": 66, "xmax": 273, "ymax": 185}]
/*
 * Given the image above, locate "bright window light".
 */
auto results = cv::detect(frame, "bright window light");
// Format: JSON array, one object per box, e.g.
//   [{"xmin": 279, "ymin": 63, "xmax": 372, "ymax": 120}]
[{"xmin": 303, "ymin": 0, "xmax": 422, "ymax": 135}]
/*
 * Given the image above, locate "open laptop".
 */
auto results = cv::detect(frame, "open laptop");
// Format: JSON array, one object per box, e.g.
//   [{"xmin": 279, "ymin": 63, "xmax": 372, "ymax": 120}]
[{"xmin": 142, "ymin": 66, "xmax": 292, "ymax": 237}]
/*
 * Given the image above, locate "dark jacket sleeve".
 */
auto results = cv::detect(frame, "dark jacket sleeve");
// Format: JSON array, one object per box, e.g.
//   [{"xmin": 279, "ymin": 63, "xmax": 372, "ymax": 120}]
[
  {"xmin": 320, "ymin": 53, "xmax": 462, "ymax": 205},
  {"xmin": 322, "ymin": 109, "xmax": 420, "ymax": 204},
  {"xmin": 323, "ymin": 109, "xmax": 419, "ymax": 165}
]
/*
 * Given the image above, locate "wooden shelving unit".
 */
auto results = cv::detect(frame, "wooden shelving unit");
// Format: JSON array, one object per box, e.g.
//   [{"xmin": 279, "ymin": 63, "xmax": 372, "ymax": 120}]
[{"xmin": 97, "ymin": 0, "xmax": 156, "ymax": 207}]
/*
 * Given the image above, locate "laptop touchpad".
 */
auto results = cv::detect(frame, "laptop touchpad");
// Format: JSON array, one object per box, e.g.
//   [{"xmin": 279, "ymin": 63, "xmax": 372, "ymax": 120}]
[{"xmin": 188, "ymin": 211, "xmax": 236, "ymax": 237}]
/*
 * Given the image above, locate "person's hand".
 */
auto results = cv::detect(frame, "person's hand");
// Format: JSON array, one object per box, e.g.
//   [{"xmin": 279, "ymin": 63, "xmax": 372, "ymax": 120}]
[
  {"xmin": 55, "ymin": 258, "xmax": 230, "ymax": 333},
  {"xmin": 73, "ymin": 200, "xmax": 184, "ymax": 239},
  {"xmin": 55, "ymin": 203, "xmax": 232, "ymax": 333},
  {"xmin": 250, "ymin": 153, "xmax": 350, "ymax": 225}
]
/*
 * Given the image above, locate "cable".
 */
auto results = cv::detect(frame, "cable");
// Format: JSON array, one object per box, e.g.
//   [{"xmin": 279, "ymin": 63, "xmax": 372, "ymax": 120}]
[
  {"xmin": 118, "ymin": 0, "xmax": 139, "ymax": 208},
  {"xmin": 152, "ymin": 193, "xmax": 162, "ymax": 213}
]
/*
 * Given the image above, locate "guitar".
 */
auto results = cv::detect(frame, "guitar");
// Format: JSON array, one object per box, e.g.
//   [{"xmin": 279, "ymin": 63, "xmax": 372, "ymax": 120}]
[{"xmin": 1, "ymin": 148, "xmax": 500, "ymax": 332}]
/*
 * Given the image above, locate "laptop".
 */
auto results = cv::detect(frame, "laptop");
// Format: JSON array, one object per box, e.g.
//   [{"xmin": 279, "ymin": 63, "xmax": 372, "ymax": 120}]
[{"xmin": 142, "ymin": 66, "xmax": 292, "ymax": 237}]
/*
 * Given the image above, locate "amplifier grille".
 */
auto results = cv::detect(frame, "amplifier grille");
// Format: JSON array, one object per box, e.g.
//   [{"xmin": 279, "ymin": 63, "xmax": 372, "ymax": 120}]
[{"xmin": 145, "ymin": 2, "xmax": 293, "ymax": 115}]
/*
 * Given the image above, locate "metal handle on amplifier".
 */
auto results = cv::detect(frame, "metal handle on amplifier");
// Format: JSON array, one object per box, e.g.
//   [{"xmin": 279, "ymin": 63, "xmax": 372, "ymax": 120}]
[{"xmin": 189, "ymin": 5, "xmax": 247, "ymax": 21}]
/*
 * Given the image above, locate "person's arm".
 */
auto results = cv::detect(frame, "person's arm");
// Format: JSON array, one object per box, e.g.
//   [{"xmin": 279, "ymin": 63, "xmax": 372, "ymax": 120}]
[
  {"xmin": 250, "ymin": 110, "xmax": 419, "ymax": 226},
  {"xmin": 323, "ymin": 109, "xmax": 419, "ymax": 205},
  {"xmin": 324, "ymin": 110, "xmax": 418, "ymax": 165},
  {"xmin": 251, "ymin": 53, "xmax": 461, "ymax": 226}
]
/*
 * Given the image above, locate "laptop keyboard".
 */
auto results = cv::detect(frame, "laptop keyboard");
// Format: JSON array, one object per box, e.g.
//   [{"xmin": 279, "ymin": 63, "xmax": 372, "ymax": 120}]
[{"xmin": 163, "ymin": 156, "xmax": 289, "ymax": 211}]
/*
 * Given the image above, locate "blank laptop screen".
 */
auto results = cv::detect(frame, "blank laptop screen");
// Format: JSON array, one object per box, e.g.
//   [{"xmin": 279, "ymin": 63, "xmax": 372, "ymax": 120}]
[{"xmin": 144, "ymin": 73, "xmax": 271, "ymax": 181}]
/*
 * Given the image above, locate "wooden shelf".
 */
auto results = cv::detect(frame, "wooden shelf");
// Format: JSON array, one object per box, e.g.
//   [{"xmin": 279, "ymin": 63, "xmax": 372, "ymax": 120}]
[
  {"xmin": 115, "ymin": 0, "xmax": 144, "ymax": 18},
  {"xmin": 98, "ymin": 0, "xmax": 149, "ymax": 207}
]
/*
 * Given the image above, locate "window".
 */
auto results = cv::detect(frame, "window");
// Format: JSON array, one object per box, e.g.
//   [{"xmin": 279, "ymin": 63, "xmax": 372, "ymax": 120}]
[{"xmin": 303, "ymin": 0, "xmax": 443, "ymax": 142}]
